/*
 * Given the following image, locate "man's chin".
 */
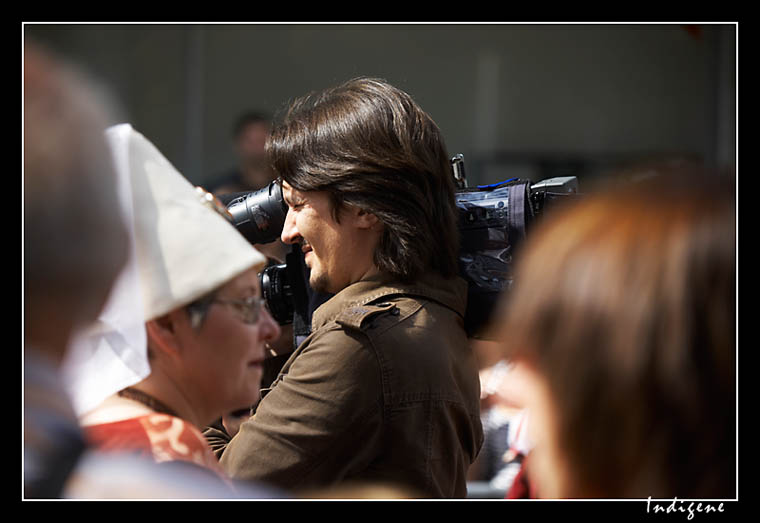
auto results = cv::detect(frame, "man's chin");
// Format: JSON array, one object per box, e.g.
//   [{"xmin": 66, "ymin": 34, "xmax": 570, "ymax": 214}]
[{"xmin": 309, "ymin": 273, "xmax": 332, "ymax": 295}]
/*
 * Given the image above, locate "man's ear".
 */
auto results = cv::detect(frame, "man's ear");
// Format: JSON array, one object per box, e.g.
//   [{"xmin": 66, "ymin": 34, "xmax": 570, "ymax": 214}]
[
  {"xmin": 352, "ymin": 206, "xmax": 380, "ymax": 230},
  {"xmin": 145, "ymin": 313, "xmax": 183, "ymax": 359}
]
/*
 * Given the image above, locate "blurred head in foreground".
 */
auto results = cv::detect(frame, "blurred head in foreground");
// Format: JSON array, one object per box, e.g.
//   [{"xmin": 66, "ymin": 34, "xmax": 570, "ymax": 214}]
[
  {"xmin": 24, "ymin": 42, "xmax": 127, "ymax": 362},
  {"xmin": 23, "ymin": 41, "xmax": 127, "ymax": 499},
  {"xmin": 494, "ymin": 171, "xmax": 735, "ymax": 498}
]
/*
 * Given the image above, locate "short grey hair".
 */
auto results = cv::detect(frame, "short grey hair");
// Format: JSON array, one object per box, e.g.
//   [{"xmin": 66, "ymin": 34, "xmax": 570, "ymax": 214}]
[{"xmin": 184, "ymin": 291, "xmax": 218, "ymax": 330}]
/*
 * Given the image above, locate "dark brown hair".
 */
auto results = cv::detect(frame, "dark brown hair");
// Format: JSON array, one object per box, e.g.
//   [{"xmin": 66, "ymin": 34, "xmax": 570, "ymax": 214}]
[
  {"xmin": 267, "ymin": 77, "xmax": 459, "ymax": 282},
  {"xmin": 495, "ymin": 171, "xmax": 736, "ymax": 498}
]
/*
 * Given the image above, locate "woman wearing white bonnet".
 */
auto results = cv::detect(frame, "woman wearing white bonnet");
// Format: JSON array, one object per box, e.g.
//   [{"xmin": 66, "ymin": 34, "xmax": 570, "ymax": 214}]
[{"xmin": 61, "ymin": 124, "xmax": 280, "ymax": 480}]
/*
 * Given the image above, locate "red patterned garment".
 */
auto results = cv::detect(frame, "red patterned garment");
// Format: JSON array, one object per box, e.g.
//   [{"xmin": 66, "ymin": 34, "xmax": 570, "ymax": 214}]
[{"xmin": 84, "ymin": 413, "xmax": 226, "ymax": 479}]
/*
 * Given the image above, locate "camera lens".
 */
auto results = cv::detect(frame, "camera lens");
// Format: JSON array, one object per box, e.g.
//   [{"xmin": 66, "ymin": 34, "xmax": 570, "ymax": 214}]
[
  {"xmin": 260, "ymin": 263, "xmax": 294, "ymax": 325},
  {"xmin": 222, "ymin": 180, "xmax": 287, "ymax": 245}
]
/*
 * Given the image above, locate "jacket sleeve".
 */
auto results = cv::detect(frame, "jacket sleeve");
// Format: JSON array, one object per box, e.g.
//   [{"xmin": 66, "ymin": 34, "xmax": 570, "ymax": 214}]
[{"xmin": 218, "ymin": 325, "xmax": 384, "ymax": 490}]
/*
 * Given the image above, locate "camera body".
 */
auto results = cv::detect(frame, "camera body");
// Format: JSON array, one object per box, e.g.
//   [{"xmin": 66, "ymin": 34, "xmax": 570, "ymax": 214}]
[
  {"xmin": 218, "ymin": 156, "xmax": 579, "ymax": 340},
  {"xmin": 456, "ymin": 173, "xmax": 578, "ymax": 336}
]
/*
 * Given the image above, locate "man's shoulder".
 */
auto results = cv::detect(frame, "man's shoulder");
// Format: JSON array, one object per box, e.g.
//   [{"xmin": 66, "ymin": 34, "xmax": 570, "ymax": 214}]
[
  {"xmin": 314, "ymin": 292, "xmax": 463, "ymax": 351},
  {"xmin": 313, "ymin": 293, "xmax": 432, "ymax": 338},
  {"xmin": 312, "ymin": 274, "xmax": 467, "ymax": 330},
  {"xmin": 332, "ymin": 301, "xmax": 401, "ymax": 332},
  {"xmin": 295, "ymin": 298, "xmax": 413, "ymax": 371}
]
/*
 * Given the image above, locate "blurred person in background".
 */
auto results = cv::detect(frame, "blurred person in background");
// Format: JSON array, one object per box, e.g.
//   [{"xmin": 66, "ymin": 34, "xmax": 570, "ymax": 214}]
[
  {"xmin": 218, "ymin": 77, "xmax": 483, "ymax": 498},
  {"xmin": 208, "ymin": 110, "xmax": 290, "ymax": 286},
  {"xmin": 466, "ymin": 356, "xmax": 528, "ymax": 496},
  {"xmin": 208, "ymin": 111, "xmax": 275, "ymax": 195},
  {"xmin": 23, "ymin": 41, "xmax": 129, "ymax": 499},
  {"xmin": 491, "ymin": 170, "xmax": 736, "ymax": 498},
  {"xmin": 62, "ymin": 124, "xmax": 282, "ymax": 492}
]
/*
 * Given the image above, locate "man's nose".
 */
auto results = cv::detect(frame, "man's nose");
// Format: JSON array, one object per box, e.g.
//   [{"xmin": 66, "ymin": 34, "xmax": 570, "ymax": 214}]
[{"xmin": 280, "ymin": 208, "xmax": 300, "ymax": 245}]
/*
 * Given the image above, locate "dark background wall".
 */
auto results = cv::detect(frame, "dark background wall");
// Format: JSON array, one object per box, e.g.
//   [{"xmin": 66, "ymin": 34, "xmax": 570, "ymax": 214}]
[{"xmin": 24, "ymin": 23, "xmax": 736, "ymax": 190}]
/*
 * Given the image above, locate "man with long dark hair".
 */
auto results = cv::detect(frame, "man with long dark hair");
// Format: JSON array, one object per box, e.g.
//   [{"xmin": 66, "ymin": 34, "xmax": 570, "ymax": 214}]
[{"xmin": 219, "ymin": 77, "xmax": 483, "ymax": 498}]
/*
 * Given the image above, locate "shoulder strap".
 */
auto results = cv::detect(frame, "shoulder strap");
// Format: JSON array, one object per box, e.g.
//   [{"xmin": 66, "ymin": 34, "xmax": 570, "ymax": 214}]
[
  {"xmin": 507, "ymin": 181, "xmax": 533, "ymax": 244},
  {"xmin": 334, "ymin": 302, "xmax": 398, "ymax": 331}
]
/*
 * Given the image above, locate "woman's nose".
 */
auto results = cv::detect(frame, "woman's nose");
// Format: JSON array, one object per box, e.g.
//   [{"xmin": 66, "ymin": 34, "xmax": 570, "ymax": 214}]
[{"xmin": 260, "ymin": 307, "xmax": 282, "ymax": 342}]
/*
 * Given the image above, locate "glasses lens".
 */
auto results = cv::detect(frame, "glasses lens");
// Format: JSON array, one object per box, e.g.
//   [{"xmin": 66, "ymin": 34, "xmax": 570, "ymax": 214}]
[
  {"xmin": 213, "ymin": 296, "xmax": 264, "ymax": 324},
  {"xmin": 242, "ymin": 297, "xmax": 264, "ymax": 324}
]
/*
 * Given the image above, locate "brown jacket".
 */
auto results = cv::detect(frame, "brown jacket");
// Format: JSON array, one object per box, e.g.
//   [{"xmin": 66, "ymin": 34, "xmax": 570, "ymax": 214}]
[{"xmin": 219, "ymin": 273, "xmax": 483, "ymax": 498}]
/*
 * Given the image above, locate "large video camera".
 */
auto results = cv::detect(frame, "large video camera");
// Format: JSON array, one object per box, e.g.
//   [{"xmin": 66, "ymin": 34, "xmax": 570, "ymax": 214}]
[{"xmin": 218, "ymin": 155, "xmax": 579, "ymax": 342}]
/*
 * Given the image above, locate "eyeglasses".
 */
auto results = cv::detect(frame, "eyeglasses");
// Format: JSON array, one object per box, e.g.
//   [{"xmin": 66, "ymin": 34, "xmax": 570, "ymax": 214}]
[{"xmin": 211, "ymin": 296, "xmax": 268, "ymax": 324}]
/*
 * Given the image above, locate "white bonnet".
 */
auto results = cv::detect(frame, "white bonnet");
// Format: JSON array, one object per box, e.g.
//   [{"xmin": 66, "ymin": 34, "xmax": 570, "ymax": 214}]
[{"xmin": 61, "ymin": 124, "xmax": 266, "ymax": 416}]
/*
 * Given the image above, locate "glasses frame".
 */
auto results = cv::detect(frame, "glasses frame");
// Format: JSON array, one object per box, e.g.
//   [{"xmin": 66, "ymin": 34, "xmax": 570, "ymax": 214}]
[{"xmin": 211, "ymin": 295, "xmax": 267, "ymax": 325}]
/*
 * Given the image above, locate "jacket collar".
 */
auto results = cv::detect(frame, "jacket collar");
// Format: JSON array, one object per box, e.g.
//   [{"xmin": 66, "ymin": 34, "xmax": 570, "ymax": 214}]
[{"xmin": 311, "ymin": 272, "xmax": 468, "ymax": 331}]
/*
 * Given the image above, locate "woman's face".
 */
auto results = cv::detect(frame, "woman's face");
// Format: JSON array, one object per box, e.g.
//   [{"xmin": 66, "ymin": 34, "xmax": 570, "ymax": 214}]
[{"xmin": 177, "ymin": 267, "xmax": 281, "ymax": 421}]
